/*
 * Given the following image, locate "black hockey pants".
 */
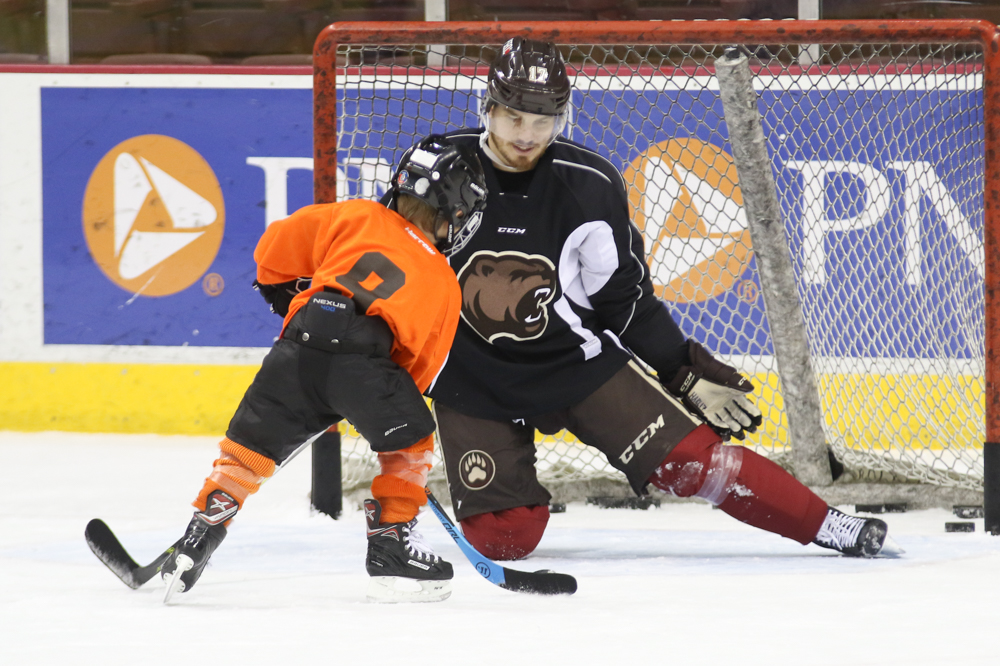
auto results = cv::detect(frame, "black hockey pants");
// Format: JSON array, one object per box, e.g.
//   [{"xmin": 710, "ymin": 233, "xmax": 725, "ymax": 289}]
[{"xmin": 226, "ymin": 290, "xmax": 436, "ymax": 464}]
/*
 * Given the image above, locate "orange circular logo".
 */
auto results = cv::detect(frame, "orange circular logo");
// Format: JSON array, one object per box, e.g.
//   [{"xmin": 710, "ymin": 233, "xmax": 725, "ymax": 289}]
[
  {"xmin": 202, "ymin": 272, "xmax": 225, "ymax": 297},
  {"xmin": 736, "ymin": 278, "xmax": 759, "ymax": 304},
  {"xmin": 623, "ymin": 138, "xmax": 752, "ymax": 303},
  {"xmin": 82, "ymin": 135, "xmax": 225, "ymax": 296}
]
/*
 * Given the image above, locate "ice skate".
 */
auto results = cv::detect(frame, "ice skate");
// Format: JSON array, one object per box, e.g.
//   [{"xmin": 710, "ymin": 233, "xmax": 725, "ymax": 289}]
[
  {"xmin": 364, "ymin": 498, "xmax": 453, "ymax": 603},
  {"xmin": 812, "ymin": 506, "xmax": 889, "ymax": 558},
  {"xmin": 161, "ymin": 490, "xmax": 235, "ymax": 602}
]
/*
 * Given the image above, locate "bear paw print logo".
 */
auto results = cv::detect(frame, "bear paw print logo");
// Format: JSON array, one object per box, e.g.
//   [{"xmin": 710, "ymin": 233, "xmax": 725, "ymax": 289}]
[{"xmin": 459, "ymin": 450, "xmax": 496, "ymax": 491}]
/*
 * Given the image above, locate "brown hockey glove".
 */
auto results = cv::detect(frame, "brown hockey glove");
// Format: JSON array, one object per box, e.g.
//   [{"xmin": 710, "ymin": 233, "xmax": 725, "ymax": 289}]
[
  {"xmin": 665, "ymin": 340, "xmax": 763, "ymax": 441},
  {"xmin": 252, "ymin": 278, "xmax": 311, "ymax": 317}
]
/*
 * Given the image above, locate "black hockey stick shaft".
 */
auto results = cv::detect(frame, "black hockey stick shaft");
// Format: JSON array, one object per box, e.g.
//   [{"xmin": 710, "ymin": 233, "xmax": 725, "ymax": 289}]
[
  {"xmin": 85, "ymin": 519, "xmax": 177, "ymax": 590},
  {"xmin": 425, "ymin": 490, "xmax": 576, "ymax": 595}
]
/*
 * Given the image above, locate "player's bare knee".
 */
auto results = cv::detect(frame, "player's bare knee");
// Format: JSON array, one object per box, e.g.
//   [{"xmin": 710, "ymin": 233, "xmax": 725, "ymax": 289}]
[{"xmin": 460, "ymin": 505, "xmax": 550, "ymax": 561}]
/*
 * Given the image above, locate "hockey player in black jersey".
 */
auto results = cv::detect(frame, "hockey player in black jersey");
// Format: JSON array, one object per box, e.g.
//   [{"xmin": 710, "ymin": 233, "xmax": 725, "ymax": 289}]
[{"xmin": 411, "ymin": 37, "xmax": 892, "ymax": 561}]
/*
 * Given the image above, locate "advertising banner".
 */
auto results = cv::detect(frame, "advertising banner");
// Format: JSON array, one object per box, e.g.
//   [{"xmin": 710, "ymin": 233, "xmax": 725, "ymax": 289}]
[
  {"xmin": 41, "ymin": 87, "xmax": 314, "ymax": 347},
  {"xmin": 32, "ymin": 74, "xmax": 985, "ymax": 364}
]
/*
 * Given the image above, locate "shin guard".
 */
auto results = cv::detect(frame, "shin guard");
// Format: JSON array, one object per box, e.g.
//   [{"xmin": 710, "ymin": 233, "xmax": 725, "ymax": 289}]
[
  {"xmin": 371, "ymin": 435, "xmax": 434, "ymax": 524},
  {"xmin": 650, "ymin": 426, "xmax": 828, "ymax": 544},
  {"xmin": 714, "ymin": 447, "xmax": 828, "ymax": 544},
  {"xmin": 192, "ymin": 438, "xmax": 276, "ymax": 525}
]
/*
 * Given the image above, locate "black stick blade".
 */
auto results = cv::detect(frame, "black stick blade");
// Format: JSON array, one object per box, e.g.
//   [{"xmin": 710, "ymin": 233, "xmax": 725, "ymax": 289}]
[
  {"xmin": 85, "ymin": 519, "xmax": 143, "ymax": 589},
  {"xmin": 85, "ymin": 519, "xmax": 176, "ymax": 590},
  {"xmin": 500, "ymin": 568, "xmax": 577, "ymax": 595}
]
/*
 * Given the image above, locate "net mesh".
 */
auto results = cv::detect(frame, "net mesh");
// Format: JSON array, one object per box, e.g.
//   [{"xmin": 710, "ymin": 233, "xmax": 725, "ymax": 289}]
[{"xmin": 329, "ymin": 38, "xmax": 985, "ymax": 494}]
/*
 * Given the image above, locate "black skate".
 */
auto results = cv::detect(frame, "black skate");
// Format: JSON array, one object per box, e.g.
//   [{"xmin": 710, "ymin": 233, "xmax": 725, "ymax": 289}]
[
  {"xmin": 364, "ymin": 498, "xmax": 453, "ymax": 602},
  {"xmin": 161, "ymin": 490, "xmax": 235, "ymax": 602},
  {"xmin": 812, "ymin": 507, "xmax": 888, "ymax": 558}
]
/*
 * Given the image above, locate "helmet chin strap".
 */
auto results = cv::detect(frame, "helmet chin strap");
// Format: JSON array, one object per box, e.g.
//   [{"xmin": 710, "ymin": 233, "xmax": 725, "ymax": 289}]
[{"xmin": 479, "ymin": 132, "xmax": 530, "ymax": 173}]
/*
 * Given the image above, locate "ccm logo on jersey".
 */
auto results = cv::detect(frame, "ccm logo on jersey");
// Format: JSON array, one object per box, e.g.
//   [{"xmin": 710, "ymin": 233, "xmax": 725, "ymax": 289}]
[
  {"xmin": 619, "ymin": 414, "xmax": 665, "ymax": 464},
  {"xmin": 497, "ymin": 227, "xmax": 526, "ymax": 234}
]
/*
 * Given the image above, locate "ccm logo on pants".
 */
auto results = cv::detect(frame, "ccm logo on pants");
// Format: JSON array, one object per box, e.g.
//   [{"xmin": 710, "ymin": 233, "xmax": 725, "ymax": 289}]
[{"xmin": 620, "ymin": 414, "xmax": 665, "ymax": 465}]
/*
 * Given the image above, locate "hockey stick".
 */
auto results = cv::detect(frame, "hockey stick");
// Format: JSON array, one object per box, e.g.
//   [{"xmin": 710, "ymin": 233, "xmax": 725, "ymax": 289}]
[
  {"xmin": 83, "ymin": 430, "xmax": 326, "ymax": 593},
  {"xmin": 85, "ymin": 519, "xmax": 178, "ymax": 590},
  {"xmin": 424, "ymin": 490, "xmax": 577, "ymax": 595}
]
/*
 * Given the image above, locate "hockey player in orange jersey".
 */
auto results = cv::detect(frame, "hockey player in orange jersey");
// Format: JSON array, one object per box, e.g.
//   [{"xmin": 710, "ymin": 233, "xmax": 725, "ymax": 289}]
[{"xmin": 157, "ymin": 135, "xmax": 487, "ymax": 603}]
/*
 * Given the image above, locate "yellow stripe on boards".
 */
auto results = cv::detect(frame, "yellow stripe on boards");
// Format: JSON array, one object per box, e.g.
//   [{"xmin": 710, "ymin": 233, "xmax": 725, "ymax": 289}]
[
  {"xmin": 0, "ymin": 362, "xmax": 257, "ymax": 434},
  {"xmin": 817, "ymin": 373, "xmax": 983, "ymax": 453},
  {"xmin": 0, "ymin": 364, "xmax": 985, "ymax": 454},
  {"xmin": 533, "ymin": 372, "xmax": 983, "ymax": 454}
]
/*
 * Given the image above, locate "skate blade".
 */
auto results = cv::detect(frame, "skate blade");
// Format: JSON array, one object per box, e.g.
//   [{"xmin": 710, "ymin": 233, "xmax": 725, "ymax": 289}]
[
  {"xmin": 366, "ymin": 576, "xmax": 452, "ymax": 603},
  {"xmin": 162, "ymin": 554, "xmax": 194, "ymax": 604},
  {"xmin": 876, "ymin": 535, "xmax": 905, "ymax": 558}
]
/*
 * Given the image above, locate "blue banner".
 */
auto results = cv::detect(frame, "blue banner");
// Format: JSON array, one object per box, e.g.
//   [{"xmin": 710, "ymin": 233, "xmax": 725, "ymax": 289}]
[
  {"xmin": 42, "ymin": 82, "xmax": 984, "ymax": 360},
  {"xmin": 42, "ymin": 87, "xmax": 313, "ymax": 347}
]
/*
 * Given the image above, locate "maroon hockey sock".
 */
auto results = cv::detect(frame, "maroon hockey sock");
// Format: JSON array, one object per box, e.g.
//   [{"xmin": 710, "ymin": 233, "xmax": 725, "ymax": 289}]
[
  {"xmin": 650, "ymin": 427, "xmax": 827, "ymax": 545},
  {"xmin": 715, "ymin": 448, "xmax": 828, "ymax": 545},
  {"xmin": 460, "ymin": 504, "xmax": 550, "ymax": 561}
]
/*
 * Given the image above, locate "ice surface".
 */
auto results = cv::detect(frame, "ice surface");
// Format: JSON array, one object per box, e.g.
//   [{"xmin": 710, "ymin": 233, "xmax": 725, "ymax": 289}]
[{"xmin": 2, "ymin": 432, "xmax": 997, "ymax": 665}]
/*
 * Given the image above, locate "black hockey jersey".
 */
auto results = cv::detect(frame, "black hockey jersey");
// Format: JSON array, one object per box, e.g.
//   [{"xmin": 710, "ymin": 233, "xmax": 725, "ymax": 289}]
[{"xmin": 425, "ymin": 130, "xmax": 689, "ymax": 420}]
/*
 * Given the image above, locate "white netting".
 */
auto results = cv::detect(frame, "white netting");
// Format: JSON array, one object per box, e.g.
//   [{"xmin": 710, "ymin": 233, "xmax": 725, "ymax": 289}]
[{"xmin": 330, "ymin": 38, "xmax": 985, "ymax": 494}]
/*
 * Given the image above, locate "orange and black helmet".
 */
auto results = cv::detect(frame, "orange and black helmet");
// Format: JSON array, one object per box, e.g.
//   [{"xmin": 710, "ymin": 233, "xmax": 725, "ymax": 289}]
[{"xmin": 391, "ymin": 135, "xmax": 488, "ymax": 256}]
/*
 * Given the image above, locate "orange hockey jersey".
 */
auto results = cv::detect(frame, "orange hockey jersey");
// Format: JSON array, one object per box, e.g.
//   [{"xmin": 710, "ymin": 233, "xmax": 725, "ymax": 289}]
[{"xmin": 254, "ymin": 199, "xmax": 461, "ymax": 392}]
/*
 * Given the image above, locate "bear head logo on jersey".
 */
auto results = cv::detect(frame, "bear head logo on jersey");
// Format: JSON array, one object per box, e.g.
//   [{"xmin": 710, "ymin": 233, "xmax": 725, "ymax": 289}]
[{"xmin": 456, "ymin": 250, "xmax": 557, "ymax": 343}]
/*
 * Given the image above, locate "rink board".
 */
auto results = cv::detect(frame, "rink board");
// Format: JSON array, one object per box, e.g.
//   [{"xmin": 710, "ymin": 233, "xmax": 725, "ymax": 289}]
[{"xmin": 0, "ymin": 363, "xmax": 982, "ymax": 456}]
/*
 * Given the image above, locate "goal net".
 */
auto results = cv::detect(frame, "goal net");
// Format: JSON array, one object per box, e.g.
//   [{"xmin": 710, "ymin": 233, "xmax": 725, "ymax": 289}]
[{"xmin": 313, "ymin": 21, "xmax": 997, "ymax": 504}]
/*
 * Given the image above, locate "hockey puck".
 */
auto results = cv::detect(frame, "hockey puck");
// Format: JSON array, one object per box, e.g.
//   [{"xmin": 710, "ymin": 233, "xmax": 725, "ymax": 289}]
[
  {"xmin": 953, "ymin": 505, "xmax": 985, "ymax": 519},
  {"xmin": 586, "ymin": 496, "xmax": 661, "ymax": 510},
  {"xmin": 855, "ymin": 503, "xmax": 908, "ymax": 514},
  {"xmin": 945, "ymin": 522, "xmax": 975, "ymax": 533},
  {"xmin": 549, "ymin": 503, "xmax": 567, "ymax": 514}
]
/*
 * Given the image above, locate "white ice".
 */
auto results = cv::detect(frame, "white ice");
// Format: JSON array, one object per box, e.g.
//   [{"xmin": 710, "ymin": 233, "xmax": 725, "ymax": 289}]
[{"xmin": 2, "ymin": 431, "xmax": 997, "ymax": 665}]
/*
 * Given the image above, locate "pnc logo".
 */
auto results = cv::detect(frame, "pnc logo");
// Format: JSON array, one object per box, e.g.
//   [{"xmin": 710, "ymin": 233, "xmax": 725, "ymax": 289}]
[
  {"xmin": 82, "ymin": 135, "xmax": 225, "ymax": 296},
  {"xmin": 624, "ymin": 138, "xmax": 752, "ymax": 303}
]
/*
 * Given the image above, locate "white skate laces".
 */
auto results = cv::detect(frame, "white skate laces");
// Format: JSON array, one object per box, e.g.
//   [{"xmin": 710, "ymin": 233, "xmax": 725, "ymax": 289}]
[
  {"xmin": 815, "ymin": 510, "xmax": 865, "ymax": 550},
  {"xmin": 366, "ymin": 518, "xmax": 454, "ymax": 603},
  {"xmin": 812, "ymin": 507, "xmax": 888, "ymax": 558},
  {"xmin": 402, "ymin": 522, "xmax": 440, "ymax": 564}
]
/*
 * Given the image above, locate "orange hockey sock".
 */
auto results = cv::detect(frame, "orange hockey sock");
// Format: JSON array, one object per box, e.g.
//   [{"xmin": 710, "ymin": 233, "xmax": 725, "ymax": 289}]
[
  {"xmin": 371, "ymin": 436, "xmax": 434, "ymax": 524},
  {"xmin": 192, "ymin": 438, "xmax": 276, "ymax": 526}
]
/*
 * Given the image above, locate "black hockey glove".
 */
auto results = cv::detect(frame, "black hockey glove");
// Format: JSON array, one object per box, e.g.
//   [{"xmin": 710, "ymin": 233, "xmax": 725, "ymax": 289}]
[
  {"xmin": 252, "ymin": 277, "xmax": 311, "ymax": 317},
  {"xmin": 665, "ymin": 340, "xmax": 763, "ymax": 441}
]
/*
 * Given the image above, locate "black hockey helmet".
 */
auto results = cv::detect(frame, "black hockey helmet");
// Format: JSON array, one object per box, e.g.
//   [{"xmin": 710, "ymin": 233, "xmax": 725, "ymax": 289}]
[
  {"xmin": 391, "ymin": 135, "xmax": 488, "ymax": 256},
  {"xmin": 485, "ymin": 37, "xmax": 571, "ymax": 117}
]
